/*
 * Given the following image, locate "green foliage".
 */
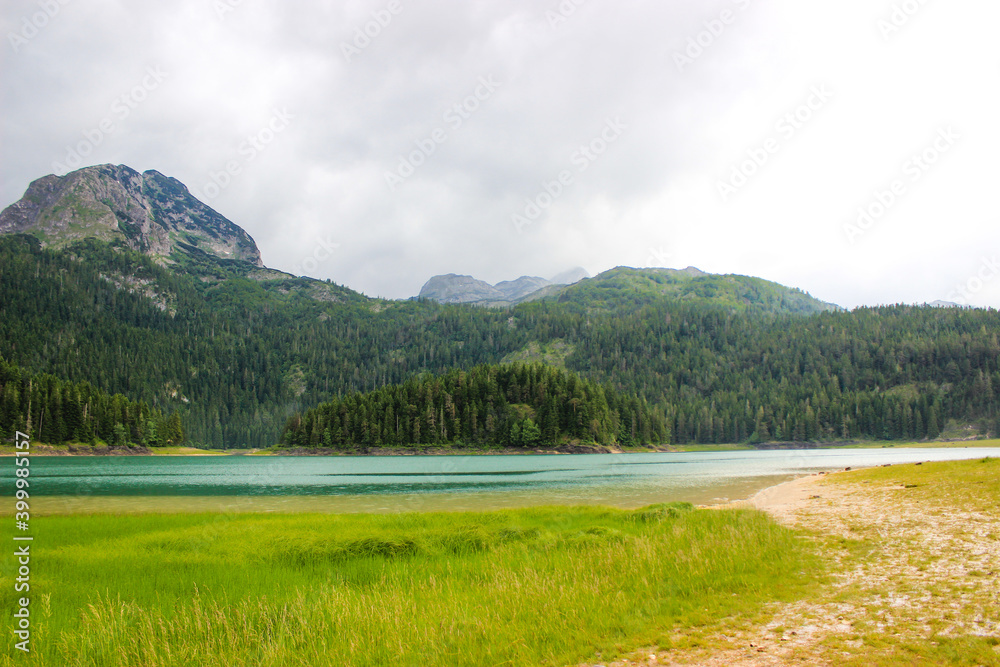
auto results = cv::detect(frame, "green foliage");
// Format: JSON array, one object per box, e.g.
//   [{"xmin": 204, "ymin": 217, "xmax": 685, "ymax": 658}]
[
  {"xmin": 0, "ymin": 356, "xmax": 179, "ymax": 446},
  {"xmin": 0, "ymin": 506, "xmax": 817, "ymax": 666},
  {"xmin": 166, "ymin": 411, "xmax": 184, "ymax": 445},
  {"xmin": 0, "ymin": 234, "xmax": 997, "ymax": 448},
  {"xmin": 281, "ymin": 363, "xmax": 669, "ymax": 448},
  {"xmin": 548, "ymin": 266, "xmax": 839, "ymax": 315},
  {"xmin": 570, "ymin": 301, "xmax": 999, "ymax": 445},
  {"xmin": 516, "ymin": 417, "xmax": 542, "ymax": 447}
]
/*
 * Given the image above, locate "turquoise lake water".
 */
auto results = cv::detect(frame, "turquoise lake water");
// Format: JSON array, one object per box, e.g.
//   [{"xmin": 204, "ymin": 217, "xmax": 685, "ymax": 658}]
[{"xmin": 6, "ymin": 447, "xmax": 998, "ymax": 514}]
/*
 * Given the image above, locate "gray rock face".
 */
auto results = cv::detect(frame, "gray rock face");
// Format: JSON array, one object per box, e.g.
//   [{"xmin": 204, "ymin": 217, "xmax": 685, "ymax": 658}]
[
  {"xmin": 0, "ymin": 164, "xmax": 262, "ymax": 267},
  {"xmin": 494, "ymin": 276, "xmax": 553, "ymax": 301},
  {"xmin": 418, "ymin": 268, "xmax": 590, "ymax": 305},
  {"xmin": 418, "ymin": 274, "xmax": 505, "ymax": 303}
]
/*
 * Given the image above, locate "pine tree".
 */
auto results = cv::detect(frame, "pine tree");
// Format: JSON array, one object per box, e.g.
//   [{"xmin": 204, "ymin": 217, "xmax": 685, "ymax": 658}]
[{"xmin": 167, "ymin": 412, "xmax": 185, "ymax": 445}]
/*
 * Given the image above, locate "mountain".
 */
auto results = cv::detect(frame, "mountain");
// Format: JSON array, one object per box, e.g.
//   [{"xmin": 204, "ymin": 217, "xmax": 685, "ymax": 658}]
[
  {"xmin": 494, "ymin": 276, "xmax": 554, "ymax": 301},
  {"xmin": 418, "ymin": 274, "xmax": 506, "ymax": 304},
  {"xmin": 417, "ymin": 265, "xmax": 841, "ymax": 315},
  {"xmin": 0, "ymin": 164, "xmax": 263, "ymax": 267},
  {"xmin": 1, "ymin": 164, "xmax": 996, "ymax": 449},
  {"xmin": 417, "ymin": 269, "xmax": 590, "ymax": 306},
  {"xmin": 544, "ymin": 266, "xmax": 842, "ymax": 315}
]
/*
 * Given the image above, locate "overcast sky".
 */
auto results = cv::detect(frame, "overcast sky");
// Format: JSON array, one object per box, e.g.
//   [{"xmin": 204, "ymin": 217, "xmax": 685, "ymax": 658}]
[{"xmin": 1, "ymin": 0, "xmax": 998, "ymax": 308}]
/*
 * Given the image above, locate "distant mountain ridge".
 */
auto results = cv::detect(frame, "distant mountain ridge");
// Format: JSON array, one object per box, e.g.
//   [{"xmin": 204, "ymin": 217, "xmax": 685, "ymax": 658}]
[
  {"xmin": 418, "ymin": 268, "xmax": 590, "ymax": 305},
  {"xmin": 0, "ymin": 164, "xmax": 263, "ymax": 267},
  {"xmin": 419, "ymin": 265, "xmax": 842, "ymax": 315},
  {"xmin": 0, "ymin": 164, "xmax": 970, "ymax": 313},
  {"xmin": 547, "ymin": 266, "xmax": 843, "ymax": 315}
]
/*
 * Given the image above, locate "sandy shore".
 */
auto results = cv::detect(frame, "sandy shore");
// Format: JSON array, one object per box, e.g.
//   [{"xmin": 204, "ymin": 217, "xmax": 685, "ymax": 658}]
[
  {"xmin": 572, "ymin": 468, "xmax": 1000, "ymax": 666},
  {"xmin": 731, "ymin": 472, "xmax": 828, "ymax": 520}
]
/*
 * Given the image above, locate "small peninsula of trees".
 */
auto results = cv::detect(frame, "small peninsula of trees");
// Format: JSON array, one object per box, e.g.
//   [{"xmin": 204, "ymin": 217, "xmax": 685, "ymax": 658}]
[{"xmin": 281, "ymin": 363, "xmax": 669, "ymax": 449}]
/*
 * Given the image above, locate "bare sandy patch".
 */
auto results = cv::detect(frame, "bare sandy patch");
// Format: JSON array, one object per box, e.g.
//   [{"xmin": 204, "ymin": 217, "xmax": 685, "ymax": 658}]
[{"xmin": 569, "ymin": 467, "xmax": 1000, "ymax": 666}]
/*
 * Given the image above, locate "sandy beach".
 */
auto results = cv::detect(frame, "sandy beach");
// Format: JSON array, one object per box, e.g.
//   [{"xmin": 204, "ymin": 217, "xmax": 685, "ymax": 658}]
[{"xmin": 572, "ymin": 466, "xmax": 1000, "ymax": 666}]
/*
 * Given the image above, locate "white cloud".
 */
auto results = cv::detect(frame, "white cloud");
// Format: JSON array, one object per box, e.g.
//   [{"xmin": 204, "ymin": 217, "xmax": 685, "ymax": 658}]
[{"xmin": 1, "ymin": 0, "xmax": 998, "ymax": 307}]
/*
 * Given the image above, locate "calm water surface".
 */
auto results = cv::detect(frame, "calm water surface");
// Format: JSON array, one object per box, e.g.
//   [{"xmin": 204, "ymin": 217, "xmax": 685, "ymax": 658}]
[{"xmin": 8, "ymin": 447, "xmax": 999, "ymax": 514}]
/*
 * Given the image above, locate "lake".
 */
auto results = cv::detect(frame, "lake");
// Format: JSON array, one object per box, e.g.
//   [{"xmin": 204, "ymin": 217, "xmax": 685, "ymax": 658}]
[{"xmin": 9, "ymin": 447, "xmax": 999, "ymax": 514}]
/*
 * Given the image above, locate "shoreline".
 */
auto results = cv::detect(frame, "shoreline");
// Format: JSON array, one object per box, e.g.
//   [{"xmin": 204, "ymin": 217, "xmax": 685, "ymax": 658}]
[
  {"xmin": 710, "ymin": 470, "xmax": 831, "ymax": 517},
  {"xmin": 1, "ymin": 438, "xmax": 995, "ymax": 457},
  {"xmin": 0, "ymin": 443, "xmax": 674, "ymax": 457},
  {"xmin": 586, "ymin": 459, "xmax": 1000, "ymax": 666}
]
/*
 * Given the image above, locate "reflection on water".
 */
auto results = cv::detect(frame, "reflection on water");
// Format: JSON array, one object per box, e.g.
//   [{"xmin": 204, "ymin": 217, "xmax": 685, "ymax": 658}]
[{"xmin": 7, "ymin": 447, "xmax": 999, "ymax": 515}]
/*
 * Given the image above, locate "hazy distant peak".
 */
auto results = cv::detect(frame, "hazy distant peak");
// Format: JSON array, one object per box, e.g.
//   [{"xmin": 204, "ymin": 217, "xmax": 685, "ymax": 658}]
[
  {"xmin": 550, "ymin": 267, "xmax": 590, "ymax": 284},
  {"xmin": 417, "ymin": 267, "xmax": 590, "ymax": 305},
  {"xmin": 494, "ymin": 276, "xmax": 553, "ymax": 301},
  {"xmin": 418, "ymin": 274, "xmax": 502, "ymax": 303}
]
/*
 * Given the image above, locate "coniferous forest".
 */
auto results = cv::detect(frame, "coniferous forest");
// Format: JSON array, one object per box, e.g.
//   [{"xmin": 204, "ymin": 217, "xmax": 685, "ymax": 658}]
[
  {"xmin": 1, "ymin": 233, "xmax": 997, "ymax": 448},
  {"xmin": 0, "ymin": 356, "xmax": 181, "ymax": 447},
  {"xmin": 281, "ymin": 363, "xmax": 668, "ymax": 449}
]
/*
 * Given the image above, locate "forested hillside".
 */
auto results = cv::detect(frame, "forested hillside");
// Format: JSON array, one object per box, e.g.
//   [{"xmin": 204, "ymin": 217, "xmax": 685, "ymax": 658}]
[
  {"xmin": 1, "ymin": 233, "xmax": 997, "ymax": 448},
  {"xmin": 282, "ymin": 363, "xmax": 668, "ymax": 449},
  {"xmin": 0, "ymin": 234, "xmax": 527, "ymax": 447},
  {"xmin": 544, "ymin": 266, "xmax": 840, "ymax": 315},
  {"xmin": 0, "ymin": 356, "xmax": 179, "ymax": 447},
  {"xmin": 567, "ymin": 302, "xmax": 999, "ymax": 443}
]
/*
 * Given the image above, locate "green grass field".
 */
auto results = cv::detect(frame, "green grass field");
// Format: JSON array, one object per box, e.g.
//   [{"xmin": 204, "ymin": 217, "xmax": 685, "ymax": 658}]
[
  {"xmin": 3, "ymin": 454, "xmax": 996, "ymax": 665},
  {"xmin": 672, "ymin": 438, "xmax": 999, "ymax": 453},
  {"xmin": 0, "ymin": 504, "xmax": 818, "ymax": 666},
  {"xmin": 837, "ymin": 437, "xmax": 1000, "ymax": 450},
  {"xmin": 827, "ymin": 455, "xmax": 1000, "ymax": 518}
]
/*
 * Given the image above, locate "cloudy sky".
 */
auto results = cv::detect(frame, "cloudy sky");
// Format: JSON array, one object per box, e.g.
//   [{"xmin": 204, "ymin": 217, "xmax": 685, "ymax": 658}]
[{"xmin": 1, "ymin": 0, "xmax": 998, "ymax": 308}]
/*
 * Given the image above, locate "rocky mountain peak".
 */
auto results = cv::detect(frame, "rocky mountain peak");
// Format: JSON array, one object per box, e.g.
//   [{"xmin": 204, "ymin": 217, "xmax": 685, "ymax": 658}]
[
  {"xmin": 0, "ymin": 164, "xmax": 263, "ymax": 267},
  {"xmin": 418, "ymin": 274, "xmax": 502, "ymax": 304}
]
